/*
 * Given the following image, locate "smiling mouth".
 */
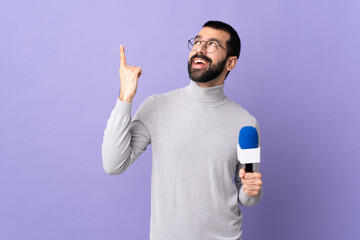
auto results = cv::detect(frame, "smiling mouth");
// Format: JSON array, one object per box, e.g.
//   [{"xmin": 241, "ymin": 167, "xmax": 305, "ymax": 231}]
[
  {"xmin": 194, "ymin": 59, "xmax": 207, "ymax": 64},
  {"xmin": 192, "ymin": 58, "xmax": 210, "ymax": 68}
]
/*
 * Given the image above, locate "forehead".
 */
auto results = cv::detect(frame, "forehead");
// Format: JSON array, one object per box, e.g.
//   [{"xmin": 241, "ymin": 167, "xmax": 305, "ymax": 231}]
[{"xmin": 195, "ymin": 27, "xmax": 230, "ymax": 45}]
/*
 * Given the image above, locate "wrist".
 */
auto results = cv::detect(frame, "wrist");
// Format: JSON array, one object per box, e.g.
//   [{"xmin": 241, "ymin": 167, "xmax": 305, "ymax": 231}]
[{"xmin": 118, "ymin": 93, "xmax": 133, "ymax": 103}]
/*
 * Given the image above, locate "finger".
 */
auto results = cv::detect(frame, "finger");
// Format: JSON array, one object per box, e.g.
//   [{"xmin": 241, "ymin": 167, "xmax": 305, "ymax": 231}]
[
  {"xmin": 245, "ymin": 190, "xmax": 259, "ymax": 197},
  {"xmin": 245, "ymin": 172, "xmax": 261, "ymax": 180},
  {"xmin": 243, "ymin": 184, "xmax": 261, "ymax": 192},
  {"xmin": 127, "ymin": 66, "xmax": 142, "ymax": 77},
  {"xmin": 243, "ymin": 177, "xmax": 262, "ymax": 184},
  {"xmin": 244, "ymin": 173, "xmax": 255, "ymax": 180},
  {"xmin": 239, "ymin": 167, "xmax": 246, "ymax": 178},
  {"xmin": 244, "ymin": 182, "xmax": 262, "ymax": 189},
  {"xmin": 137, "ymin": 67, "xmax": 142, "ymax": 78},
  {"xmin": 120, "ymin": 45, "xmax": 127, "ymax": 66}
]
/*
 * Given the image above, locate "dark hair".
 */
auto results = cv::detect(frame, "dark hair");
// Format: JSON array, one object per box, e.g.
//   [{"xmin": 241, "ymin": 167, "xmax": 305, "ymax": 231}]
[{"xmin": 203, "ymin": 20, "xmax": 241, "ymax": 59}]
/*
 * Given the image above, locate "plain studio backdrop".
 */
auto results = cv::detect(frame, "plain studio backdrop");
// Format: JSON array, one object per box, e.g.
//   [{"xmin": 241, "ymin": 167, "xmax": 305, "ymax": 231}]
[{"xmin": 0, "ymin": 0, "xmax": 359, "ymax": 239}]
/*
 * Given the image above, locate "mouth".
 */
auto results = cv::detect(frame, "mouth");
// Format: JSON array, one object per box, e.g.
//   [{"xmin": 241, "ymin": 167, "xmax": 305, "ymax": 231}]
[{"xmin": 192, "ymin": 57, "xmax": 210, "ymax": 69}]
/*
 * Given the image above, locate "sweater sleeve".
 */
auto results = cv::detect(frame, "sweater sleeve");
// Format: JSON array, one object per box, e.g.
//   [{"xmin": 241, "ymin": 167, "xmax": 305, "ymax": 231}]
[
  {"xmin": 102, "ymin": 96, "xmax": 155, "ymax": 175},
  {"xmin": 234, "ymin": 120, "xmax": 263, "ymax": 207}
]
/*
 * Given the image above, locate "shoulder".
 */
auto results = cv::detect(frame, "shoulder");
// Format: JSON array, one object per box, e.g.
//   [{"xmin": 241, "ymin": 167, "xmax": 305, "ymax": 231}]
[
  {"xmin": 225, "ymin": 97, "xmax": 258, "ymax": 127},
  {"xmin": 138, "ymin": 86, "xmax": 181, "ymax": 105},
  {"xmin": 148, "ymin": 86, "xmax": 184, "ymax": 107},
  {"xmin": 136, "ymin": 86, "xmax": 184, "ymax": 116},
  {"xmin": 152, "ymin": 87, "xmax": 183, "ymax": 100}
]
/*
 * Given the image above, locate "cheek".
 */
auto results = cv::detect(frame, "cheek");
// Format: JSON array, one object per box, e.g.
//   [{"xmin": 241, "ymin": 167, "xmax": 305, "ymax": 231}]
[
  {"xmin": 188, "ymin": 51, "xmax": 199, "ymax": 62},
  {"xmin": 188, "ymin": 53, "xmax": 193, "ymax": 62}
]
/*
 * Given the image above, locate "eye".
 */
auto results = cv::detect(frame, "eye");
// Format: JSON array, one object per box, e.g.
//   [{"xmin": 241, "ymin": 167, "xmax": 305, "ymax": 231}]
[
  {"xmin": 209, "ymin": 41, "xmax": 217, "ymax": 47},
  {"xmin": 194, "ymin": 40, "xmax": 201, "ymax": 45}
]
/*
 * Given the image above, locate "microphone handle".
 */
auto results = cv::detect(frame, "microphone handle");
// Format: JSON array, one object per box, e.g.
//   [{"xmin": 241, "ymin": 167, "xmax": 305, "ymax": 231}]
[{"xmin": 245, "ymin": 163, "xmax": 253, "ymax": 173}]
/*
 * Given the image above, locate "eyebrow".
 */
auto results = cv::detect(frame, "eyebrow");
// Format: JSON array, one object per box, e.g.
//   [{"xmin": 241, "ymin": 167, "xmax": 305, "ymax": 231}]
[{"xmin": 195, "ymin": 35, "xmax": 221, "ymax": 44}]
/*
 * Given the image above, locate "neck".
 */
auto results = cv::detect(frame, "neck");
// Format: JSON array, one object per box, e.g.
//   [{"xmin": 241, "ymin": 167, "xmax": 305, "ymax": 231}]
[
  {"xmin": 184, "ymin": 80, "xmax": 226, "ymax": 103},
  {"xmin": 194, "ymin": 79, "xmax": 224, "ymax": 88}
]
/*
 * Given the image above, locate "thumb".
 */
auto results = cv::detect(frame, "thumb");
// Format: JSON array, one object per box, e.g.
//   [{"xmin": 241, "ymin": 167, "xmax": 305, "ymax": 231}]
[{"xmin": 239, "ymin": 167, "xmax": 246, "ymax": 179}]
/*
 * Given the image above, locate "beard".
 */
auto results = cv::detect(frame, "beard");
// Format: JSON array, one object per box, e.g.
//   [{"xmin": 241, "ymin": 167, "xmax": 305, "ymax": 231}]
[{"xmin": 187, "ymin": 54, "xmax": 227, "ymax": 83}]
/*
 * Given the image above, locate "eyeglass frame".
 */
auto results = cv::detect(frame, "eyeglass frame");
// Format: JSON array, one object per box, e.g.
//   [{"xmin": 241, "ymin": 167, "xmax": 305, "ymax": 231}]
[{"xmin": 187, "ymin": 37, "xmax": 231, "ymax": 56}]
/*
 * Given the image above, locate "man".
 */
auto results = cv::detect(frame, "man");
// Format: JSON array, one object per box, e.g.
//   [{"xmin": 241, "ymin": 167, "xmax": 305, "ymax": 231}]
[{"xmin": 102, "ymin": 20, "xmax": 263, "ymax": 240}]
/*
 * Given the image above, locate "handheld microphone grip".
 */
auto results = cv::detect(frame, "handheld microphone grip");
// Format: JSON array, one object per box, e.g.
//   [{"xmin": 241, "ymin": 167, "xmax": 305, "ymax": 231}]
[{"xmin": 245, "ymin": 164, "xmax": 253, "ymax": 173}]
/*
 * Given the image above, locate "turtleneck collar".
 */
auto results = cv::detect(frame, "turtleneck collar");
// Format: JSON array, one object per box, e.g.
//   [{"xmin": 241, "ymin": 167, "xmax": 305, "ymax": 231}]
[{"xmin": 184, "ymin": 80, "xmax": 227, "ymax": 103}]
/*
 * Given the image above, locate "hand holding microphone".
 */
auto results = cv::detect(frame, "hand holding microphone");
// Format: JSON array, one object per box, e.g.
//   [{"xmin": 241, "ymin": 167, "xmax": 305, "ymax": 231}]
[
  {"xmin": 118, "ymin": 45, "xmax": 142, "ymax": 103},
  {"xmin": 239, "ymin": 167, "xmax": 262, "ymax": 197},
  {"xmin": 237, "ymin": 126, "xmax": 263, "ymax": 197}
]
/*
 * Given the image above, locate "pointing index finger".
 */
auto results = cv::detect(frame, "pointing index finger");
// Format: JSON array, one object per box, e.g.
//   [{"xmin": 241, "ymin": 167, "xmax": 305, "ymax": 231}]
[{"xmin": 120, "ymin": 45, "xmax": 127, "ymax": 66}]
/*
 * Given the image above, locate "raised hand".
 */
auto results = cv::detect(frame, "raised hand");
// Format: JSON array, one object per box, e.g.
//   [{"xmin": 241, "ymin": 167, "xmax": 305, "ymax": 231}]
[{"xmin": 118, "ymin": 45, "xmax": 142, "ymax": 103}]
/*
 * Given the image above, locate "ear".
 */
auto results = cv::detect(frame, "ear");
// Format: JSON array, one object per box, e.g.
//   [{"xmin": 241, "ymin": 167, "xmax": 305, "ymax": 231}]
[{"xmin": 226, "ymin": 56, "xmax": 237, "ymax": 71}]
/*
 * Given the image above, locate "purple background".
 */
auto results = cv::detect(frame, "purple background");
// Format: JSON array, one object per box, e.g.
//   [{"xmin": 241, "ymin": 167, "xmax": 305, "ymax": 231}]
[{"xmin": 1, "ymin": 0, "xmax": 359, "ymax": 239}]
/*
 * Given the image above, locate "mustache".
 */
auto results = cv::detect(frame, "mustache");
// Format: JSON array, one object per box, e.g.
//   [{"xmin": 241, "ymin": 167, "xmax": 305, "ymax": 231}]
[{"xmin": 190, "ymin": 54, "xmax": 212, "ymax": 64}]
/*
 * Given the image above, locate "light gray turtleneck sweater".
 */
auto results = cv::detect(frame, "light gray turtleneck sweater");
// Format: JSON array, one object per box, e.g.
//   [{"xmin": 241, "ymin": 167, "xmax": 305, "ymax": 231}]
[{"xmin": 102, "ymin": 80, "xmax": 262, "ymax": 240}]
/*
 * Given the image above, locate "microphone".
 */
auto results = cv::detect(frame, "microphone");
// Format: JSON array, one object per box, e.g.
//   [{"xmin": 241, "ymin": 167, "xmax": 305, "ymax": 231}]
[{"xmin": 237, "ymin": 126, "xmax": 261, "ymax": 173}]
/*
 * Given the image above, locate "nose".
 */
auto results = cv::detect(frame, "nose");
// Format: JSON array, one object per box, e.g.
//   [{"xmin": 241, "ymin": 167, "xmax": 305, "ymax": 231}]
[{"xmin": 196, "ymin": 42, "xmax": 207, "ymax": 55}]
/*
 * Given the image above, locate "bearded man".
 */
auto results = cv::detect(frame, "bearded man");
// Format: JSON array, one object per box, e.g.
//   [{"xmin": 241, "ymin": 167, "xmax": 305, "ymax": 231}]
[{"xmin": 102, "ymin": 20, "xmax": 263, "ymax": 240}]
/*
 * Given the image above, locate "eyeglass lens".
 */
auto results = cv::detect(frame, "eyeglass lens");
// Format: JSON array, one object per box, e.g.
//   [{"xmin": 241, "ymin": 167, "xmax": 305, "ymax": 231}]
[{"xmin": 188, "ymin": 39, "xmax": 218, "ymax": 54}]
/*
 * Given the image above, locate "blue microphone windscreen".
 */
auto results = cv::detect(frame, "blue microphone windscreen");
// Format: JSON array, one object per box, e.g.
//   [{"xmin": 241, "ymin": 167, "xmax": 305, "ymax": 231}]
[{"xmin": 239, "ymin": 126, "xmax": 259, "ymax": 149}]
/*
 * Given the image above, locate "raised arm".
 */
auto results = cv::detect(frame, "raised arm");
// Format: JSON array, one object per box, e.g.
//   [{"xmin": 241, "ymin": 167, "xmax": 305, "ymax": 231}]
[{"xmin": 102, "ymin": 45, "xmax": 153, "ymax": 175}]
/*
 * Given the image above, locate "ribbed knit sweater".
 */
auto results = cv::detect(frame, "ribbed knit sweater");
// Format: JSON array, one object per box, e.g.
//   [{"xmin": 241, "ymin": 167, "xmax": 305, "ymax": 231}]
[{"xmin": 102, "ymin": 80, "xmax": 262, "ymax": 240}]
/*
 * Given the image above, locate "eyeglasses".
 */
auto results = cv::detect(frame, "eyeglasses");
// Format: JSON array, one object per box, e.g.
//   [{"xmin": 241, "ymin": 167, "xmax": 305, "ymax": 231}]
[{"xmin": 187, "ymin": 38, "xmax": 229, "ymax": 54}]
